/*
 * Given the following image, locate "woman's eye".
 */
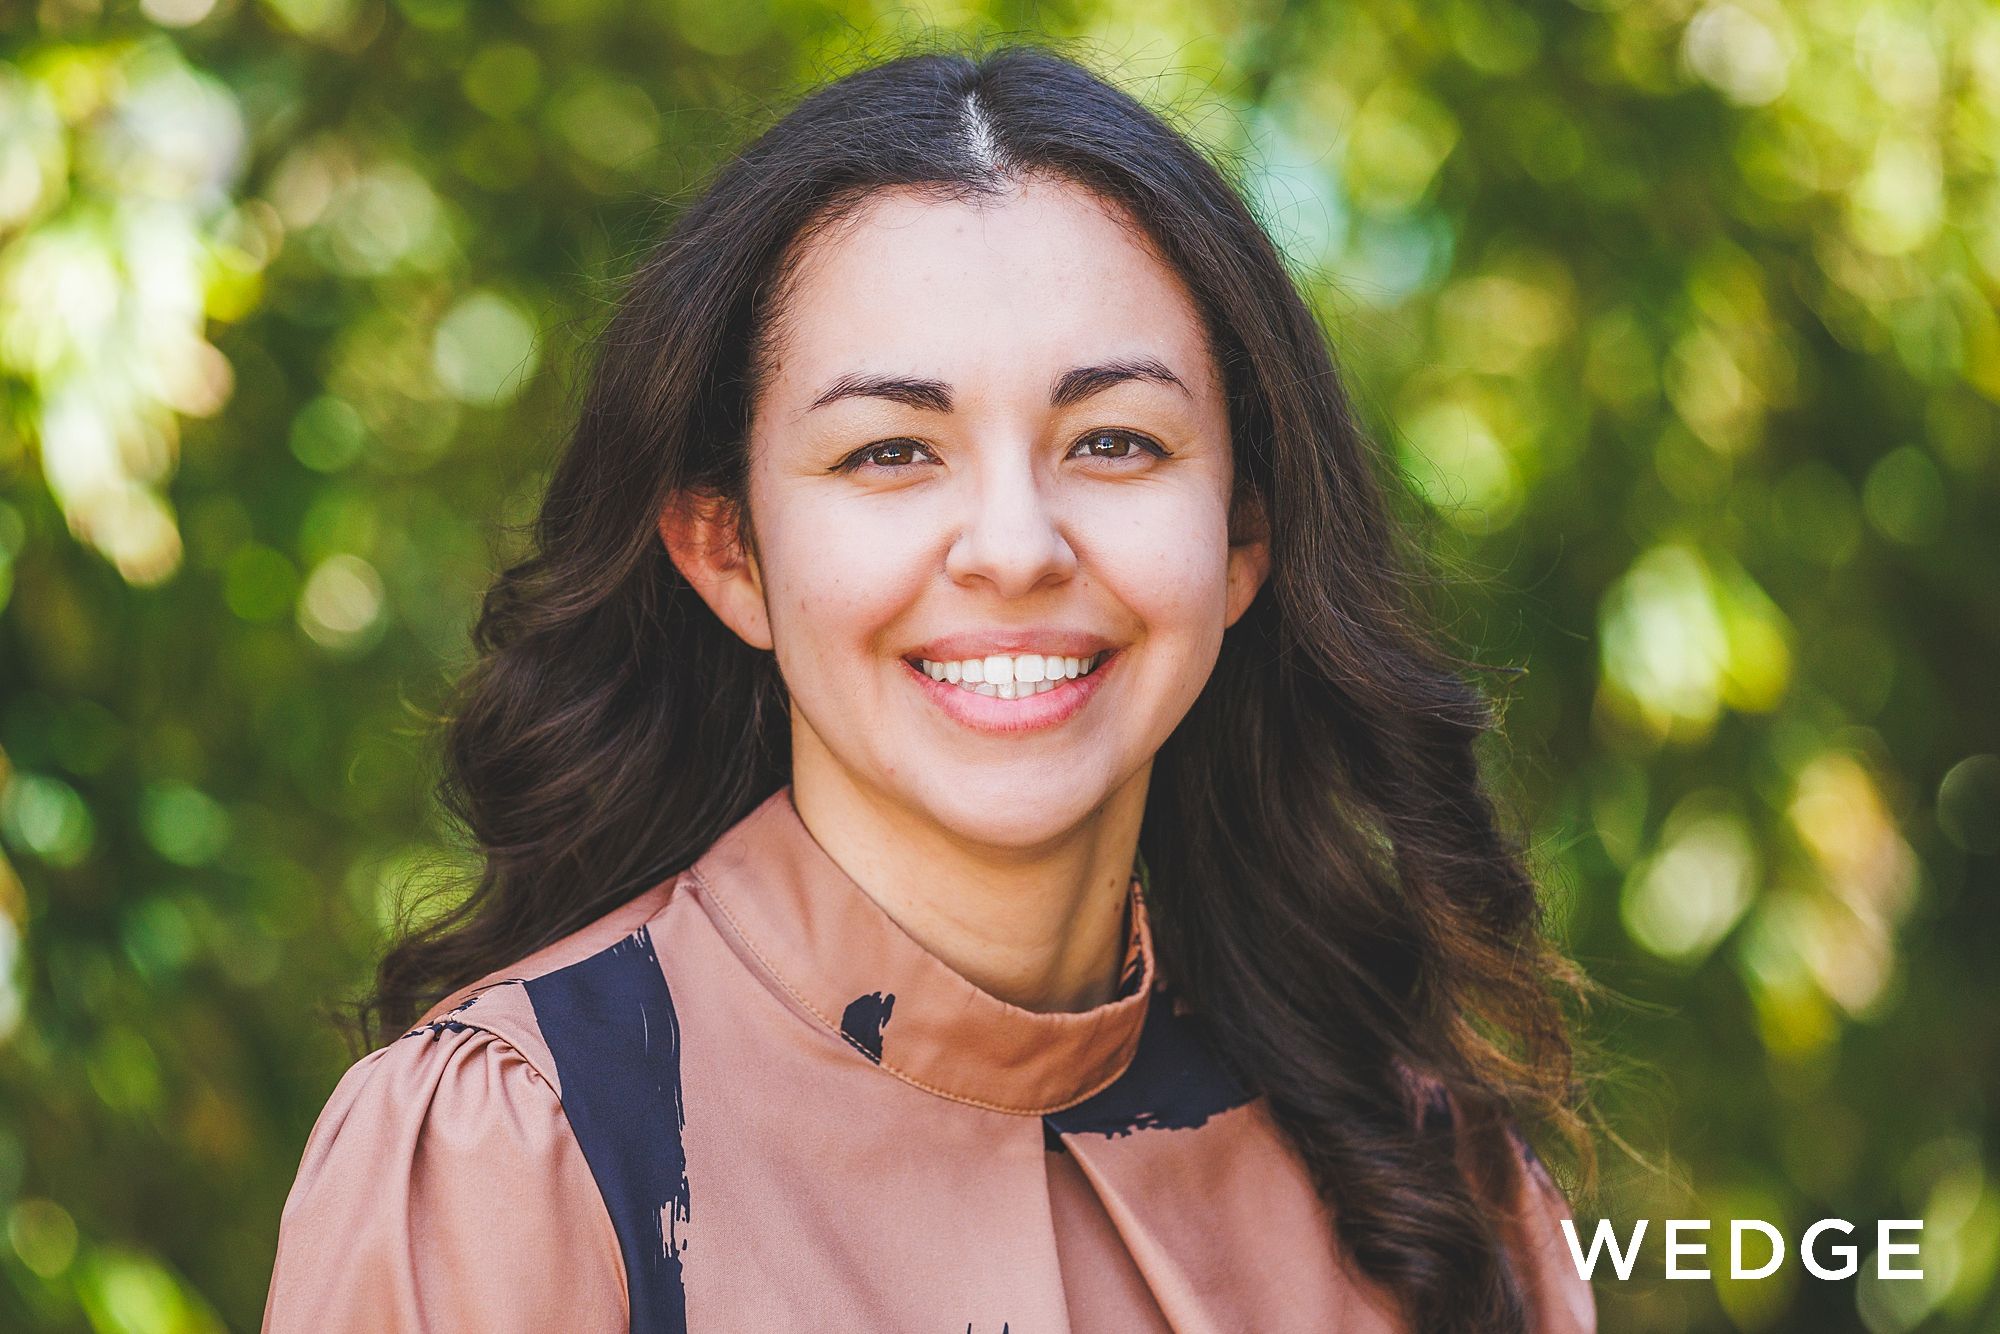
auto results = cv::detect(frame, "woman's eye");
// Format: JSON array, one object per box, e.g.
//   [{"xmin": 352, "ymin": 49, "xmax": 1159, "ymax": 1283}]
[
  {"xmin": 1071, "ymin": 428, "xmax": 1168, "ymax": 462},
  {"xmin": 838, "ymin": 431, "xmax": 1167, "ymax": 474},
  {"xmin": 841, "ymin": 439, "xmax": 934, "ymax": 472}
]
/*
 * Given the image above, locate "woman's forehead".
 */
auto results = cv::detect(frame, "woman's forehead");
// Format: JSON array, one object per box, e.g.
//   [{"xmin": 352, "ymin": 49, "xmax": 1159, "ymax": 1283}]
[{"xmin": 762, "ymin": 178, "xmax": 1218, "ymax": 407}]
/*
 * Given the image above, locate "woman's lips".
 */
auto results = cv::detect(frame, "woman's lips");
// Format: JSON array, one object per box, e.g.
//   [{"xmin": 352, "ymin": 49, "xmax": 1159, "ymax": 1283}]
[{"xmin": 901, "ymin": 649, "xmax": 1120, "ymax": 734}]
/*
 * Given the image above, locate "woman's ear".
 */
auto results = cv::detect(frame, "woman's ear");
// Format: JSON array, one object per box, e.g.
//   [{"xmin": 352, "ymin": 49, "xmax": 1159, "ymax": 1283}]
[
  {"xmin": 659, "ymin": 488, "xmax": 775, "ymax": 651},
  {"xmin": 1223, "ymin": 485, "xmax": 1272, "ymax": 629}
]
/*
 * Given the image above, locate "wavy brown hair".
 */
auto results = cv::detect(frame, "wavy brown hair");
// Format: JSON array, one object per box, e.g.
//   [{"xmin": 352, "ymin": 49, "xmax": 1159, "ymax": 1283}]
[{"xmin": 356, "ymin": 42, "xmax": 1602, "ymax": 1334}]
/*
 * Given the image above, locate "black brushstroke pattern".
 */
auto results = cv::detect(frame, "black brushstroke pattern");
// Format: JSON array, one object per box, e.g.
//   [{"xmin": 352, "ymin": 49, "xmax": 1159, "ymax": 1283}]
[
  {"xmin": 1043, "ymin": 985, "xmax": 1252, "ymax": 1138},
  {"xmin": 839, "ymin": 990, "xmax": 895, "ymax": 1064},
  {"xmin": 401, "ymin": 990, "xmax": 484, "ymax": 1043},
  {"xmin": 525, "ymin": 928, "xmax": 690, "ymax": 1334}
]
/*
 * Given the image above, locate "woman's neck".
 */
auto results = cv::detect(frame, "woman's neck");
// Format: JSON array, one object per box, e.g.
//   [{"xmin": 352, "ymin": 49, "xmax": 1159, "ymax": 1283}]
[{"xmin": 789, "ymin": 758, "xmax": 1148, "ymax": 1014}]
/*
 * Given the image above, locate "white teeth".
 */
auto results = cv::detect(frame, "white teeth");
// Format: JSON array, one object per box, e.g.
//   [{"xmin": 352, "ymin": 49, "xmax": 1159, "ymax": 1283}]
[{"xmin": 913, "ymin": 650, "xmax": 1106, "ymax": 698}]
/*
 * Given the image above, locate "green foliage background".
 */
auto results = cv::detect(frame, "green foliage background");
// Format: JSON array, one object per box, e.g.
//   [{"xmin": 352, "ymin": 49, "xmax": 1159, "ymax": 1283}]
[{"xmin": 1, "ymin": 0, "xmax": 1996, "ymax": 1329}]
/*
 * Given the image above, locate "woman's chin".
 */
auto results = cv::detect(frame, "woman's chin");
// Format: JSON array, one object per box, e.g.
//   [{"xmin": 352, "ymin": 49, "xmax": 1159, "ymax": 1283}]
[{"xmin": 903, "ymin": 779, "xmax": 1111, "ymax": 854}]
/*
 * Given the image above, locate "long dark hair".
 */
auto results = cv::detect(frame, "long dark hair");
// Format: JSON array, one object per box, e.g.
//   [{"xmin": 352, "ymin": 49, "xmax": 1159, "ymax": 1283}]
[{"xmin": 359, "ymin": 41, "xmax": 1600, "ymax": 1333}]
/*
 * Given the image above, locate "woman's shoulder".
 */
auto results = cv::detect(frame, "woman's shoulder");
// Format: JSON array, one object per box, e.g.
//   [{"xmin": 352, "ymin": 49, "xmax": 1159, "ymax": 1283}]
[
  {"xmin": 261, "ymin": 880, "xmax": 690, "ymax": 1332},
  {"xmin": 302, "ymin": 995, "xmax": 561, "ymax": 1168},
  {"xmin": 406, "ymin": 871, "xmax": 685, "ymax": 1031},
  {"xmin": 266, "ymin": 1010, "xmax": 629, "ymax": 1332},
  {"xmin": 304, "ymin": 870, "xmax": 691, "ymax": 1142},
  {"xmin": 310, "ymin": 869, "xmax": 690, "ymax": 1148},
  {"xmin": 285, "ymin": 879, "xmax": 673, "ymax": 1221}
]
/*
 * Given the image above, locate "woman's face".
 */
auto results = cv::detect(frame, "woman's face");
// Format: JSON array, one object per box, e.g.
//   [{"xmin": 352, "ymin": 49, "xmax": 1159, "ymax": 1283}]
[{"xmin": 697, "ymin": 176, "xmax": 1266, "ymax": 850}]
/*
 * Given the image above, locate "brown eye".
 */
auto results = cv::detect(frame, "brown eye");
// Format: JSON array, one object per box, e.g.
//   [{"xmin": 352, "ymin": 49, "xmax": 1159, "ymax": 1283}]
[
  {"xmin": 1072, "ymin": 429, "xmax": 1167, "ymax": 461},
  {"xmin": 839, "ymin": 439, "xmax": 935, "ymax": 473}
]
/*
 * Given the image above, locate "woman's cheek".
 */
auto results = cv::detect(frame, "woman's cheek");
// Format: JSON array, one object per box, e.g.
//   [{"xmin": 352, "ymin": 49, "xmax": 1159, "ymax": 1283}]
[
  {"xmin": 768, "ymin": 497, "xmax": 929, "ymax": 623},
  {"xmin": 1112, "ymin": 501, "xmax": 1233, "ymax": 627}
]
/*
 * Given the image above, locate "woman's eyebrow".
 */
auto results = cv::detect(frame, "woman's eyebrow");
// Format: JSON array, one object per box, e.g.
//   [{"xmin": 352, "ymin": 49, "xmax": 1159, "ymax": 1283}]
[
  {"xmin": 809, "ymin": 373, "xmax": 953, "ymax": 413},
  {"xmin": 807, "ymin": 357, "xmax": 1189, "ymax": 414},
  {"xmin": 1050, "ymin": 357, "xmax": 1189, "ymax": 408}
]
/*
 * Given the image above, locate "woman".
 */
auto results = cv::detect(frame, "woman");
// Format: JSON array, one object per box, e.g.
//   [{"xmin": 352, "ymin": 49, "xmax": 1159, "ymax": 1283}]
[{"xmin": 264, "ymin": 44, "xmax": 1600, "ymax": 1334}]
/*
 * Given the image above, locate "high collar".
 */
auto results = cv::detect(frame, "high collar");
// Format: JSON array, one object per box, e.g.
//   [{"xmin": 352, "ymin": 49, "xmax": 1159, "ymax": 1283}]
[{"xmin": 684, "ymin": 785, "xmax": 1156, "ymax": 1116}]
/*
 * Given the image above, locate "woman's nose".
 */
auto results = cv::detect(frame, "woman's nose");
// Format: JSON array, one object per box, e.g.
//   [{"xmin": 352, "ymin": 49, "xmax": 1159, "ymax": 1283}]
[{"xmin": 942, "ymin": 453, "xmax": 1078, "ymax": 598}]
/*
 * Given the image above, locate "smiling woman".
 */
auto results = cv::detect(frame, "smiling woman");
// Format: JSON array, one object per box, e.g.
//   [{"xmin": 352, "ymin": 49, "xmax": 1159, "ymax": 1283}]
[
  {"xmin": 664, "ymin": 176, "xmax": 1262, "ymax": 943},
  {"xmin": 262, "ymin": 43, "xmax": 1600, "ymax": 1334}
]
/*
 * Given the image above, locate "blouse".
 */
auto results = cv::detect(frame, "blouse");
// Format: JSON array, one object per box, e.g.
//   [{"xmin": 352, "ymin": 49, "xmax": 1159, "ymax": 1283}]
[{"xmin": 262, "ymin": 784, "xmax": 1597, "ymax": 1332}]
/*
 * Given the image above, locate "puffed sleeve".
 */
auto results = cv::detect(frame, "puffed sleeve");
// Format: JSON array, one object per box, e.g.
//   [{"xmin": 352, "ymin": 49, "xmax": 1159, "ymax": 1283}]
[{"xmin": 262, "ymin": 1022, "xmax": 627, "ymax": 1333}]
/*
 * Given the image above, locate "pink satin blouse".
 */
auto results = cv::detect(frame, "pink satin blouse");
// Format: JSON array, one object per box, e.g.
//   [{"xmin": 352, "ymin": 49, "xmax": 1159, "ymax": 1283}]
[{"xmin": 263, "ymin": 784, "xmax": 1596, "ymax": 1331}]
